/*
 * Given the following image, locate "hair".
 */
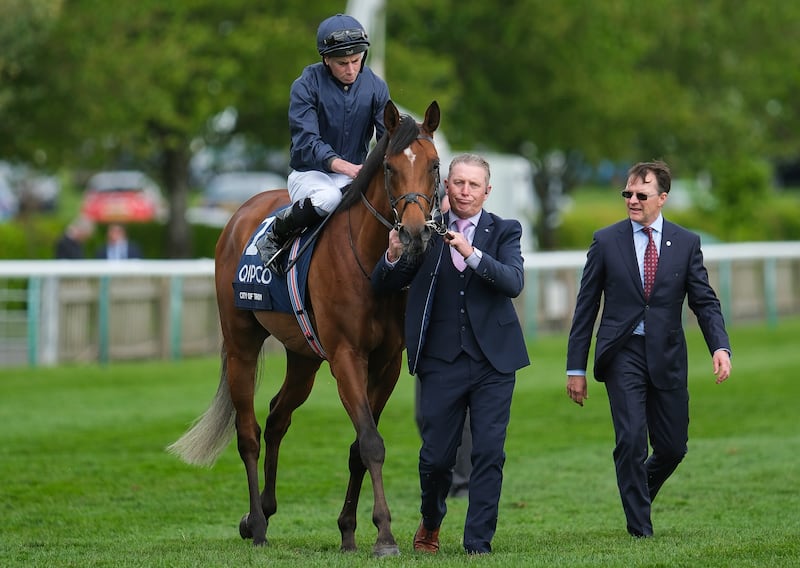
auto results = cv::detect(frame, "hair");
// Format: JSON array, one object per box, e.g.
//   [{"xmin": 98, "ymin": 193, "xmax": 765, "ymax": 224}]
[
  {"xmin": 627, "ymin": 160, "xmax": 671, "ymax": 194},
  {"xmin": 448, "ymin": 153, "xmax": 491, "ymax": 186},
  {"xmin": 70, "ymin": 216, "xmax": 94, "ymax": 233},
  {"xmin": 338, "ymin": 112, "xmax": 422, "ymax": 211}
]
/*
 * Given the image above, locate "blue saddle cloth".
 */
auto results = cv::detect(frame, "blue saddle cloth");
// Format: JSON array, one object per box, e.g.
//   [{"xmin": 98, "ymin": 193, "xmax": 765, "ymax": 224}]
[
  {"xmin": 233, "ymin": 211, "xmax": 315, "ymax": 312},
  {"xmin": 232, "ymin": 211, "xmax": 326, "ymax": 358}
]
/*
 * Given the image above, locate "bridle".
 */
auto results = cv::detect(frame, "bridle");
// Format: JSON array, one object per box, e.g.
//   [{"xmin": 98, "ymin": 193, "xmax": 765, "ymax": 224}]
[
  {"xmin": 347, "ymin": 132, "xmax": 446, "ymax": 277},
  {"xmin": 358, "ymin": 134, "xmax": 445, "ymax": 234}
]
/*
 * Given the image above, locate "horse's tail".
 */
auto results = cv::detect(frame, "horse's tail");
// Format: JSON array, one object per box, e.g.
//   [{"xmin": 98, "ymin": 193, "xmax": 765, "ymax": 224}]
[{"xmin": 166, "ymin": 347, "xmax": 237, "ymax": 467}]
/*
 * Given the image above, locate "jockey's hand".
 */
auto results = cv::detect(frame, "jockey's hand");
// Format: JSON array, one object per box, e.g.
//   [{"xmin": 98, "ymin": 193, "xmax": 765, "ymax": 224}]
[
  {"xmin": 330, "ymin": 158, "xmax": 362, "ymax": 180},
  {"xmin": 386, "ymin": 229, "xmax": 403, "ymax": 263}
]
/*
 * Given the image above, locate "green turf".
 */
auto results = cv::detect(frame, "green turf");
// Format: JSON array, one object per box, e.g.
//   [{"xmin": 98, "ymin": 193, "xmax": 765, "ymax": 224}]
[{"xmin": 1, "ymin": 319, "xmax": 798, "ymax": 567}]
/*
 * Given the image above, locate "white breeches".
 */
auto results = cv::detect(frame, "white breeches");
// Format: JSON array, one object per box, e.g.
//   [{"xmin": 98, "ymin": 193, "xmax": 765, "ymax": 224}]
[{"xmin": 287, "ymin": 170, "xmax": 352, "ymax": 215}]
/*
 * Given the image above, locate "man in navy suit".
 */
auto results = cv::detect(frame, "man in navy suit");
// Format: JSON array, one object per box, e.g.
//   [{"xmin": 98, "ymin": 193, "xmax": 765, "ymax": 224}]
[
  {"xmin": 566, "ymin": 160, "xmax": 732, "ymax": 538},
  {"xmin": 372, "ymin": 153, "xmax": 529, "ymax": 555},
  {"xmin": 95, "ymin": 224, "xmax": 142, "ymax": 260}
]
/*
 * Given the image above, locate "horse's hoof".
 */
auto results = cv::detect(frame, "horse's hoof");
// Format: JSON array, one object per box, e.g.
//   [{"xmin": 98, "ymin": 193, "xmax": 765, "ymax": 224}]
[
  {"xmin": 239, "ymin": 514, "xmax": 252, "ymax": 540},
  {"xmin": 240, "ymin": 513, "xmax": 269, "ymax": 546},
  {"xmin": 373, "ymin": 543, "xmax": 400, "ymax": 557}
]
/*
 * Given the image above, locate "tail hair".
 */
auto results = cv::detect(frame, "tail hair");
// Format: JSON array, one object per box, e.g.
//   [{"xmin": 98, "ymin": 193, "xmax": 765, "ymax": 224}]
[{"xmin": 166, "ymin": 352, "xmax": 236, "ymax": 467}]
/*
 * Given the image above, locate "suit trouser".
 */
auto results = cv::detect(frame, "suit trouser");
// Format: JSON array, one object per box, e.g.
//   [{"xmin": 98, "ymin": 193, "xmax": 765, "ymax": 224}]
[
  {"xmin": 416, "ymin": 352, "xmax": 515, "ymax": 553},
  {"xmin": 415, "ymin": 376, "xmax": 472, "ymax": 491},
  {"xmin": 604, "ymin": 334, "xmax": 689, "ymax": 536}
]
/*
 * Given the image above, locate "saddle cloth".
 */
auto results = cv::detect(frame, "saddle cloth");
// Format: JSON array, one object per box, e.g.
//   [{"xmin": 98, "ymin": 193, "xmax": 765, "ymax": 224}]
[{"xmin": 232, "ymin": 211, "xmax": 326, "ymax": 358}]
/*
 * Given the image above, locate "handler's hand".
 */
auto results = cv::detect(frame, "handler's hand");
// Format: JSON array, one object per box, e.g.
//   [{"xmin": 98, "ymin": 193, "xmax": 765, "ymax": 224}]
[
  {"xmin": 567, "ymin": 375, "xmax": 588, "ymax": 407},
  {"xmin": 386, "ymin": 229, "xmax": 403, "ymax": 263},
  {"xmin": 444, "ymin": 229, "xmax": 473, "ymax": 260},
  {"xmin": 712, "ymin": 349, "xmax": 732, "ymax": 384}
]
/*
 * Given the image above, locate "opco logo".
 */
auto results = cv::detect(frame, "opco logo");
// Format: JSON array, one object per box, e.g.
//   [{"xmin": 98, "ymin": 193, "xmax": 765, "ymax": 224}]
[{"xmin": 238, "ymin": 263, "xmax": 274, "ymax": 286}]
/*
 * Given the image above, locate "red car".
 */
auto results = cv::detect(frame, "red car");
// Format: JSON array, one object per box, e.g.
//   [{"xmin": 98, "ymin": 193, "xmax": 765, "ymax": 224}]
[{"xmin": 81, "ymin": 170, "xmax": 167, "ymax": 223}]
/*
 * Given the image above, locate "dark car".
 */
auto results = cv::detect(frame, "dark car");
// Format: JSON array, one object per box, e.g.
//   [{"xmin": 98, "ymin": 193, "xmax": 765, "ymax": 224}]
[
  {"xmin": 81, "ymin": 170, "xmax": 167, "ymax": 223},
  {"xmin": 186, "ymin": 171, "xmax": 286, "ymax": 227}
]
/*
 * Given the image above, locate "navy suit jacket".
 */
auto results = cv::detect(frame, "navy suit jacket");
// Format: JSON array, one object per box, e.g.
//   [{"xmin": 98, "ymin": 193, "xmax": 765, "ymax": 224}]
[
  {"xmin": 566, "ymin": 219, "xmax": 730, "ymax": 389},
  {"xmin": 95, "ymin": 241, "xmax": 143, "ymax": 260},
  {"xmin": 371, "ymin": 211, "xmax": 529, "ymax": 375}
]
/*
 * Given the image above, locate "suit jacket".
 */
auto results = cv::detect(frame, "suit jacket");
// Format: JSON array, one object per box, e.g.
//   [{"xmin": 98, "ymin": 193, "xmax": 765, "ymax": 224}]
[
  {"xmin": 55, "ymin": 235, "xmax": 85, "ymax": 259},
  {"xmin": 371, "ymin": 211, "xmax": 529, "ymax": 375},
  {"xmin": 566, "ymin": 219, "xmax": 730, "ymax": 389},
  {"xmin": 95, "ymin": 240, "xmax": 143, "ymax": 260}
]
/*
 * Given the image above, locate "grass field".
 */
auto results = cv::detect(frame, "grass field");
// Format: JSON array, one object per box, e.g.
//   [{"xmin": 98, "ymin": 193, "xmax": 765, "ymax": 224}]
[{"xmin": 1, "ymin": 319, "xmax": 799, "ymax": 567}]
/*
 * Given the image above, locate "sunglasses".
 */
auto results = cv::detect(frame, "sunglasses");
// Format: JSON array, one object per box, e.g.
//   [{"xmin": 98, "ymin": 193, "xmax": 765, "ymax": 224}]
[
  {"xmin": 324, "ymin": 28, "xmax": 368, "ymax": 47},
  {"xmin": 621, "ymin": 190, "xmax": 658, "ymax": 201}
]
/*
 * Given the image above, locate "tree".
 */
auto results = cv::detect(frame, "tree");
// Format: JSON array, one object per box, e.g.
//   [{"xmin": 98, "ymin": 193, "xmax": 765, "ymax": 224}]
[
  {"xmin": 388, "ymin": 0, "xmax": 800, "ymax": 248},
  {"xmin": 4, "ymin": 1, "xmax": 799, "ymax": 253},
  {"xmin": 0, "ymin": 0, "xmax": 63, "ymax": 156},
  {"xmin": 2, "ymin": 1, "xmax": 330, "ymax": 257}
]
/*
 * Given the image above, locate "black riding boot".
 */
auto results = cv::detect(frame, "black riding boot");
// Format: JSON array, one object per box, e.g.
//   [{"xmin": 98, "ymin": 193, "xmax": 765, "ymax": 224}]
[{"xmin": 256, "ymin": 198, "xmax": 323, "ymax": 268}]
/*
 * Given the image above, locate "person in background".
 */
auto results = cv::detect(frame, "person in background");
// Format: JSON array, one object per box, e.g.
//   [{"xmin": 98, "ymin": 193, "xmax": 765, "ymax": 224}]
[
  {"xmin": 255, "ymin": 13, "xmax": 390, "ymax": 271},
  {"xmin": 372, "ymin": 153, "xmax": 529, "ymax": 555},
  {"xmin": 95, "ymin": 224, "xmax": 142, "ymax": 260},
  {"xmin": 566, "ymin": 160, "xmax": 732, "ymax": 538},
  {"xmin": 55, "ymin": 216, "xmax": 94, "ymax": 259}
]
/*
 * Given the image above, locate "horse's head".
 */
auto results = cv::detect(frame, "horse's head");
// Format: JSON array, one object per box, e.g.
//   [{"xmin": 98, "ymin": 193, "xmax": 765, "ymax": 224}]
[{"xmin": 383, "ymin": 100, "xmax": 441, "ymax": 258}]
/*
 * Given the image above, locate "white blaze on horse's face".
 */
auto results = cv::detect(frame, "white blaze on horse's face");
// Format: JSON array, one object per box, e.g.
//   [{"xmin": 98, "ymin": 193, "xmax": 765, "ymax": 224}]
[{"xmin": 403, "ymin": 146, "xmax": 416, "ymax": 166}]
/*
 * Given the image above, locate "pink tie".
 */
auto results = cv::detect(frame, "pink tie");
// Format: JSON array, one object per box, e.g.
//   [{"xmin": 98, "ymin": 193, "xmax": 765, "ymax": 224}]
[
  {"xmin": 451, "ymin": 218, "xmax": 471, "ymax": 272},
  {"xmin": 643, "ymin": 227, "xmax": 658, "ymax": 299}
]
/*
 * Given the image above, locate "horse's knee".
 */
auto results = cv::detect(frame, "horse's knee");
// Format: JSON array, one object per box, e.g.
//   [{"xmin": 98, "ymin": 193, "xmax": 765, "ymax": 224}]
[{"xmin": 358, "ymin": 431, "xmax": 386, "ymax": 466}]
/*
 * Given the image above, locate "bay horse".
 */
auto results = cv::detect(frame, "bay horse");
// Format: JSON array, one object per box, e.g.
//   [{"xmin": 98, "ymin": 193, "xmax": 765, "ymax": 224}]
[{"xmin": 168, "ymin": 100, "xmax": 441, "ymax": 557}]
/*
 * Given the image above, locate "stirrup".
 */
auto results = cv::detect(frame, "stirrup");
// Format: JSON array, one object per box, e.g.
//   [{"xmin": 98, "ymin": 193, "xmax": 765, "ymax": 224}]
[
  {"xmin": 262, "ymin": 239, "xmax": 295, "ymax": 274},
  {"xmin": 256, "ymin": 236, "xmax": 277, "ymax": 263},
  {"xmin": 264, "ymin": 247, "xmax": 284, "ymax": 271}
]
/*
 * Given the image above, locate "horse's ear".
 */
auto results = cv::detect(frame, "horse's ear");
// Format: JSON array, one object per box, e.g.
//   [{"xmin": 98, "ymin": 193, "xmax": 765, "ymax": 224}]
[
  {"xmin": 422, "ymin": 101, "xmax": 440, "ymax": 135},
  {"xmin": 384, "ymin": 100, "xmax": 400, "ymax": 133}
]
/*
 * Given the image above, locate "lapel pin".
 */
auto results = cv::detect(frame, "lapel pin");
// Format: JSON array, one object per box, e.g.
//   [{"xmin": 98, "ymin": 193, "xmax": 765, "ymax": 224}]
[{"xmin": 666, "ymin": 241, "xmax": 672, "ymax": 247}]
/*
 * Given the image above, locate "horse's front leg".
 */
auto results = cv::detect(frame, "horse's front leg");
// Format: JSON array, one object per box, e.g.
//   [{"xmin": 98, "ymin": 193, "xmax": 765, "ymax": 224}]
[
  {"xmin": 357, "ymin": 412, "xmax": 399, "ymax": 558},
  {"xmin": 338, "ymin": 408, "xmax": 396, "ymax": 556},
  {"xmin": 333, "ymin": 360, "xmax": 400, "ymax": 557}
]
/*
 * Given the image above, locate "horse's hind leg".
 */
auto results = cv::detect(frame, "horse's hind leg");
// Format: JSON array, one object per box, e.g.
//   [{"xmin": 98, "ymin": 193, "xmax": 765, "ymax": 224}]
[
  {"xmin": 226, "ymin": 347, "xmax": 270, "ymax": 546},
  {"xmin": 259, "ymin": 350, "xmax": 321, "ymax": 534},
  {"xmin": 338, "ymin": 439, "xmax": 368, "ymax": 552}
]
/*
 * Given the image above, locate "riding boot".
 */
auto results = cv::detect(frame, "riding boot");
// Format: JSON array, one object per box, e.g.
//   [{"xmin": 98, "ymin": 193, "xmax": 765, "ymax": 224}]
[{"xmin": 256, "ymin": 198, "xmax": 324, "ymax": 269}]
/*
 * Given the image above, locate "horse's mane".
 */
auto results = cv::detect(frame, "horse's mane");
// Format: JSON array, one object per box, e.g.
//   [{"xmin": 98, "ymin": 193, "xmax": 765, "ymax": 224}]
[{"xmin": 338, "ymin": 114, "xmax": 421, "ymax": 211}]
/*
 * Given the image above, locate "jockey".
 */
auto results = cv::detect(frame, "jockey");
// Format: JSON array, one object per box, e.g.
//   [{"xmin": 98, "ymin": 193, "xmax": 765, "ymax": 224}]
[{"xmin": 256, "ymin": 13, "xmax": 390, "ymax": 269}]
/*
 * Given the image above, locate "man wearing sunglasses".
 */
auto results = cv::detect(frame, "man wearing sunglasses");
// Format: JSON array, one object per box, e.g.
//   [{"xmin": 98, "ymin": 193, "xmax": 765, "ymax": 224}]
[
  {"xmin": 565, "ymin": 160, "xmax": 732, "ymax": 538},
  {"xmin": 256, "ymin": 13, "xmax": 389, "ymax": 270}
]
